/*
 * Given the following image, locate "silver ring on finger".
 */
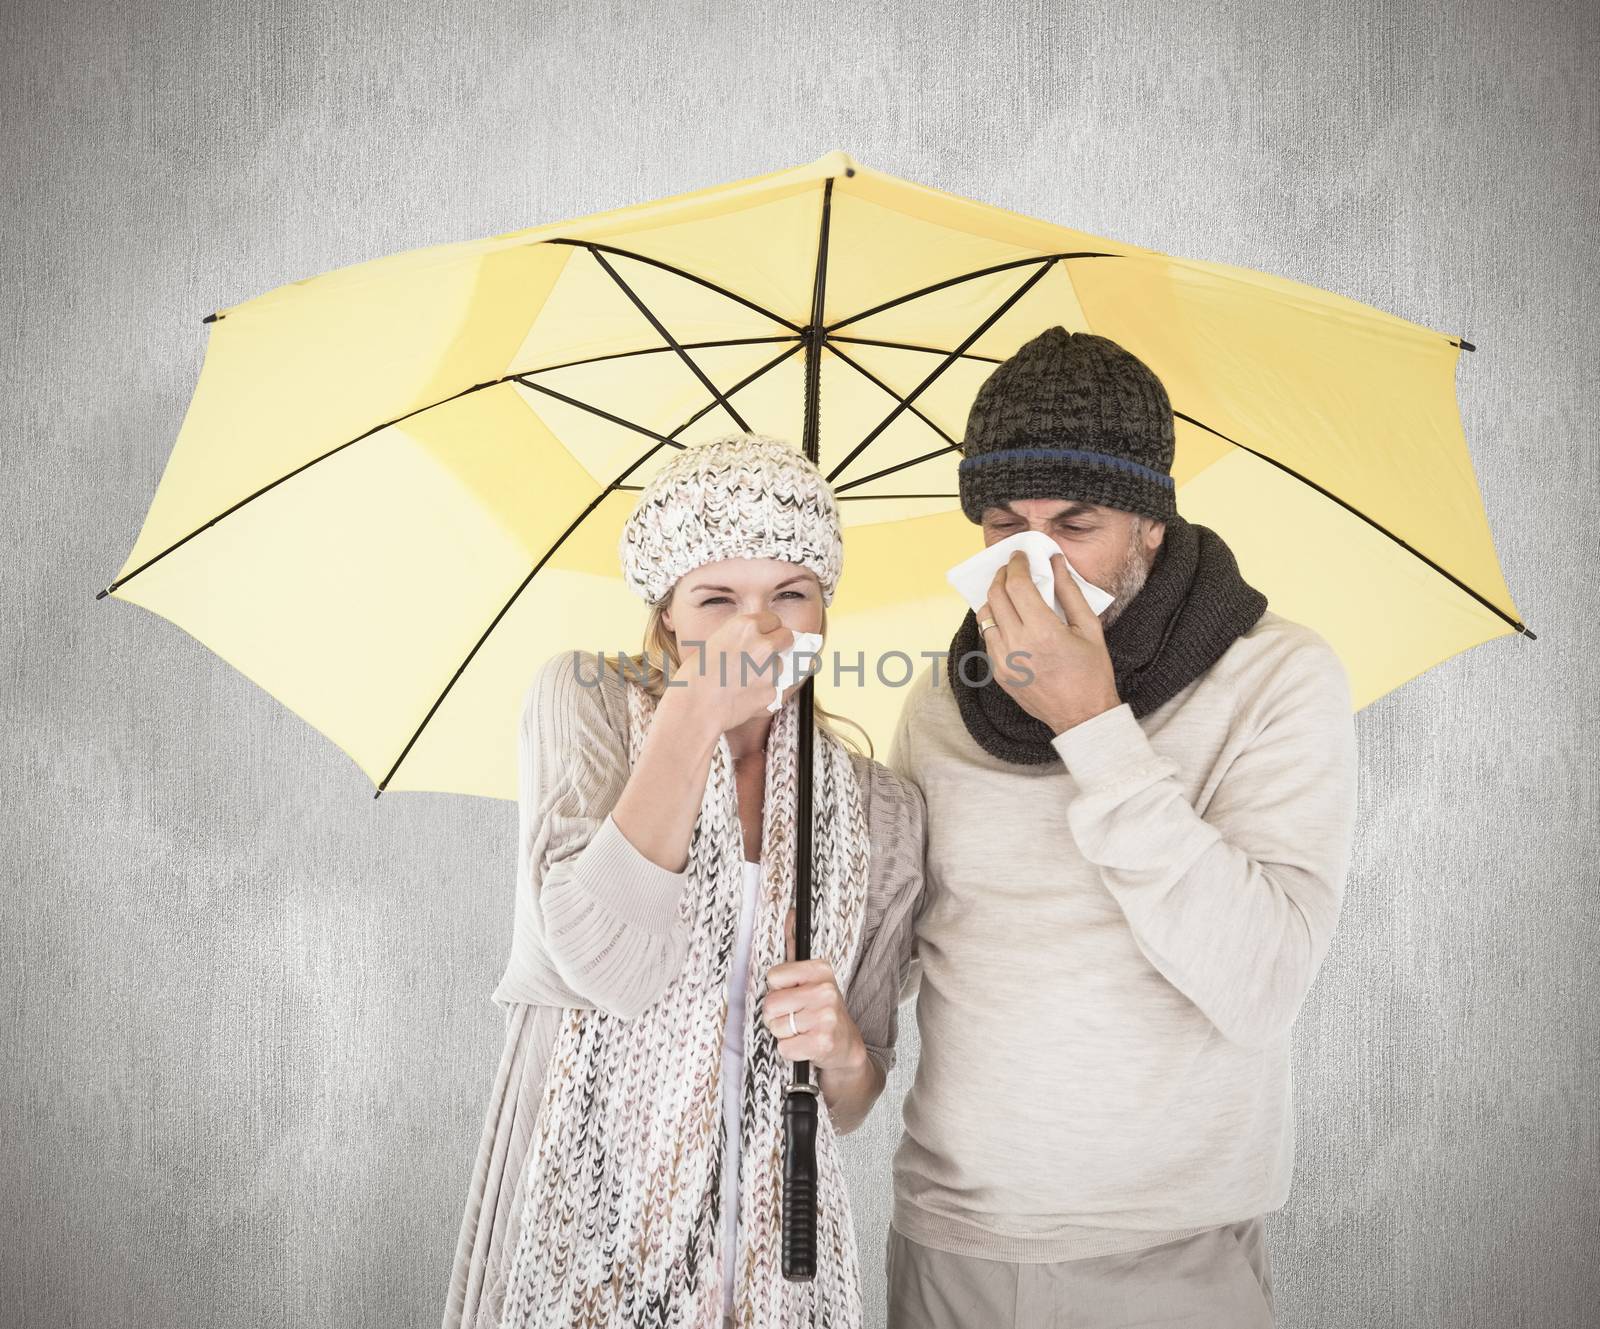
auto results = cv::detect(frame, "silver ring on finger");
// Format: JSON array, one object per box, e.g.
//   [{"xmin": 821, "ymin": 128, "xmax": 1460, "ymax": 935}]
[
  {"xmin": 978, "ymin": 617, "xmax": 998, "ymax": 634},
  {"xmin": 787, "ymin": 1010, "xmax": 799, "ymax": 1038}
]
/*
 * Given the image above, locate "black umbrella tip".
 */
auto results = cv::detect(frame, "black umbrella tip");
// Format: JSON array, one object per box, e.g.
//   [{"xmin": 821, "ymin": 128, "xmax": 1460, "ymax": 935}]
[
  {"xmin": 1519, "ymin": 624, "xmax": 1538, "ymax": 641},
  {"xmin": 1458, "ymin": 337, "xmax": 1475, "ymax": 352},
  {"xmin": 202, "ymin": 311, "xmax": 223, "ymax": 324},
  {"xmin": 94, "ymin": 587, "xmax": 108, "ymax": 600}
]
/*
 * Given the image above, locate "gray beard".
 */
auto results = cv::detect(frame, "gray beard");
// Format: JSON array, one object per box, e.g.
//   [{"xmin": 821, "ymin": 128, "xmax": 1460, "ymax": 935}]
[{"xmin": 1098, "ymin": 530, "xmax": 1156, "ymax": 630}]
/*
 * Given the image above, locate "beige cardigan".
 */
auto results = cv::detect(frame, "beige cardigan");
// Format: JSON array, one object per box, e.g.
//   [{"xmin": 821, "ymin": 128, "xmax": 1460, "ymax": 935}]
[{"xmin": 443, "ymin": 649, "xmax": 928, "ymax": 1329}]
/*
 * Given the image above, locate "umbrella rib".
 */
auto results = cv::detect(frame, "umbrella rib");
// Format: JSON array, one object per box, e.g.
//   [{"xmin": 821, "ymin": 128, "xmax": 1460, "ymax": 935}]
[
  {"xmin": 510, "ymin": 379, "xmax": 689, "ymax": 448},
  {"xmin": 94, "ymin": 335, "xmax": 796, "ymax": 603},
  {"xmin": 373, "ymin": 340, "xmax": 808, "ymax": 795},
  {"xmin": 545, "ymin": 238, "xmax": 802, "ymax": 333},
  {"xmin": 823, "ymin": 342, "xmax": 961, "ymax": 450},
  {"xmin": 826, "ymin": 408, "xmax": 1536, "ymax": 638},
  {"xmin": 373, "ymin": 456, "xmax": 667, "ymax": 796},
  {"xmin": 650, "ymin": 340, "xmax": 808, "ymax": 440},
  {"xmin": 824, "ymin": 259, "xmax": 1057, "ymax": 485},
  {"xmin": 1170, "ymin": 411, "xmax": 1536, "ymax": 640},
  {"xmin": 828, "ymin": 334, "xmax": 1002, "ymax": 365},
  {"xmin": 832, "ymin": 443, "xmax": 960, "ymax": 494},
  {"xmin": 588, "ymin": 248, "xmax": 751, "ymax": 433},
  {"xmin": 822, "ymin": 254, "xmax": 1472, "ymax": 355},
  {"xmin": 825, "ymin": 252, "xmax": 1114, "ymax": 333},
  {"xmin": 512, "ymin": 338, "xmax": 805, "ymax": 453},
  {"xmin": 525, "ymin": 335, "xmax": 799, "ymax": 376},
  {"xmin": 97, "ymin": 376, "xmax": 527, "ymax": 598},
  {"xmin": 614, "ymin": 484, "xmax": 962, "ymax": 500}
]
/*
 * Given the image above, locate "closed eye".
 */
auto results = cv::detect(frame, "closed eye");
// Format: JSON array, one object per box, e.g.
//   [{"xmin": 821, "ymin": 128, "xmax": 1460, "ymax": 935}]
[{"xmin": 700, "ymin": 590, "xmax": 807, "ymax": 605}]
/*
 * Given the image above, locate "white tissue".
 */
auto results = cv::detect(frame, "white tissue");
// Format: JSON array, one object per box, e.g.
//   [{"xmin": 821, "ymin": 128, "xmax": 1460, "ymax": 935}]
[
  {"xmin": 767, "ymin": 630, "xmax": 825, "ymax": 712},
  {"xmin": 945, "ymin": 530, "xmax": 1115, "ymax": 622}
]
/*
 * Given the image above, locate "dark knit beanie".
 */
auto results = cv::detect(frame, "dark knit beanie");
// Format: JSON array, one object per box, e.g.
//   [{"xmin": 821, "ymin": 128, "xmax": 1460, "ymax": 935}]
[{"xmin": 958, "ymin": 327, "xmax": 1178, "ymax": 524}]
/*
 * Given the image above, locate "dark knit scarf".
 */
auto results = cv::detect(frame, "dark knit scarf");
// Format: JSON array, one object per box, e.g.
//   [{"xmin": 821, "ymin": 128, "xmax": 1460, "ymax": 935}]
[{"xmin": 947, "ymin": 513, "xmax": 1268, "ymax": 766}]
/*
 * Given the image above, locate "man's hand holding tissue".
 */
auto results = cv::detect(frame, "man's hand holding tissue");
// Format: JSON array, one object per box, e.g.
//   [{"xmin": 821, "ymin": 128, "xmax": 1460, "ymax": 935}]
[{"xmin": 978, "ymin": 549, "xmax": 1122, "ymax": 735}]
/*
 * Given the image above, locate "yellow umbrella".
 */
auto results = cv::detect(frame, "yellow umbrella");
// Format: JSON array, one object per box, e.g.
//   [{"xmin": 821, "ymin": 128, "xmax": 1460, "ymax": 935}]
[{"xmin": 98, "ymin": 148, "xmax": 1534, "ymax": 803}]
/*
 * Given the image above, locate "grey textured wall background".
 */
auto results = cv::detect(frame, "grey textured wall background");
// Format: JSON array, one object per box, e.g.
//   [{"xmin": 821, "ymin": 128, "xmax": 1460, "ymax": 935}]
[{"xmin": 4, "ymin": 0, "xmax": 1595, "ymax": 1325}]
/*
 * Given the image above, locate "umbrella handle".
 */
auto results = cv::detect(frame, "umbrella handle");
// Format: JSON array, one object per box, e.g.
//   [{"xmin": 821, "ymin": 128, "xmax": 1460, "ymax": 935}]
[
  {"xmin": 781, "ymin": 1082, "xmax": 819, "ymax": 1280},
  {"xmin": 782, "ymin": 670, "xmax": 818, "ymax": 1280}
]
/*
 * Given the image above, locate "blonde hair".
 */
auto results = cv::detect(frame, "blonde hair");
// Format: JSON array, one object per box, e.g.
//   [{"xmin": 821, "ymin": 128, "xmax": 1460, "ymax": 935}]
[{"xmin": 613, "ymin": 597, "xmax": 874, "ymax": 761}]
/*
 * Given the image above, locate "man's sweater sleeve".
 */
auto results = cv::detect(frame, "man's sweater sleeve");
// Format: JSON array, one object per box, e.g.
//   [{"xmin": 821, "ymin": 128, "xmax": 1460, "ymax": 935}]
[
  {"xmin": 1050, "ymin": 642, "xmax": 1358, "ymax": 1051},
  {"xmin": 512, "ymin": 650, "xmax": 691, "ymax": 1019}
]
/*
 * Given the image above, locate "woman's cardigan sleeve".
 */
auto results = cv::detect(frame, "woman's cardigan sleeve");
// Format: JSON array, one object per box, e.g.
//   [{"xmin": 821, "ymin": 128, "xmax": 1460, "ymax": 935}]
[
  {"xmin": 492, "ymin": 649, "xmax": 930, "ymax": 1052},
  {"xmin": 841, "ymin": 755, "xmax": 929, "ymax": 1085},
  {"xmin": 491, "ymin": 650, "xmax": 691, "ymax": 1020}
]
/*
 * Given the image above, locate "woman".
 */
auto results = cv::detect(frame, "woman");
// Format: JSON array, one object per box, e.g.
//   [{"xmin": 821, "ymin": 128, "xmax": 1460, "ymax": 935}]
[{"xmin": 443, "ymin": 432, "xmax": 928, "ymax": 1329}]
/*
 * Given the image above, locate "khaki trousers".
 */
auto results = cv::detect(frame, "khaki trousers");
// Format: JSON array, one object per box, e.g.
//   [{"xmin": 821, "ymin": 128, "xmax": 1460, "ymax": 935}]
[{"xmin": 885, "ymin": 1217, "xmax": 1276, "ymax": 1328}]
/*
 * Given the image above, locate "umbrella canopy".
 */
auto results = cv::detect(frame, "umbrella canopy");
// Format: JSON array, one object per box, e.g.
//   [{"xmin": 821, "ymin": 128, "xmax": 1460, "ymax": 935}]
[{"xmin": 100, "ymin": 149, "xmax": 1533, "ymax": 799}]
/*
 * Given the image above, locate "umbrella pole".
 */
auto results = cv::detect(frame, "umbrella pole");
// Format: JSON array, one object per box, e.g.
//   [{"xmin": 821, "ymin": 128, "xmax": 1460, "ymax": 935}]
[
  {"xmin": 781, "ymin": 670, "xmax": 820, "ymax": 1281},
  {"xmin": 782, "ymin": 173, "xmax": 836, "ymax": 1283}
]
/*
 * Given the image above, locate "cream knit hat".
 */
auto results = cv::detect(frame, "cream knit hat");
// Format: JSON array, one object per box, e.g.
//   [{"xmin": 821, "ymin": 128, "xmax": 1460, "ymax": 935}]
[{"xmin": 617, "ymin": 431, "xmax": 845, "ymax": 607}]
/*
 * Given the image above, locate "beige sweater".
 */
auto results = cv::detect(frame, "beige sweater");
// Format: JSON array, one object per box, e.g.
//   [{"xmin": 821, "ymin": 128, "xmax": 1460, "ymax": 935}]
[
  {"xmin": 884, "ymin": 607, "xmax": 1359, "ymax": 1262},
  {"xmin": 444, "ymin": 649, "xmax": 928, "ymax": 1329}
]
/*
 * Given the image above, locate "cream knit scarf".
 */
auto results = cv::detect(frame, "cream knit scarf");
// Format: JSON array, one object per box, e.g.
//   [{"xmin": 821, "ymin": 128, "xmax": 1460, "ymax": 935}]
[{"xmin": 498, "ymin": 669, "xmax": 872, "ymax": 1329}]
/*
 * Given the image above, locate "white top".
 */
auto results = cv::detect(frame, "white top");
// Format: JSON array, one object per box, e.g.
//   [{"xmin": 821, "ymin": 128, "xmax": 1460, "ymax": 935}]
[{"xmin": 720, "ymin": 858, "xmax": 763, "ymax": 1316}]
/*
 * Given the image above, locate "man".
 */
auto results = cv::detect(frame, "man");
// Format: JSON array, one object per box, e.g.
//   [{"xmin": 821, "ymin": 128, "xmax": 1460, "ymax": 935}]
[{"xmin": 884, "ymin": 327, "xmax": 1359, "ymax": 1328}]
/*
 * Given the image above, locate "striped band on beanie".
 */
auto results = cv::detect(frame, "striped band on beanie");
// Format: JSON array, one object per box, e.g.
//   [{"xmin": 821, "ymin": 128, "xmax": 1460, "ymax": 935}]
[{"xmin": 957, "ymin": 327, "xmax": 1179, "ymax": 524}]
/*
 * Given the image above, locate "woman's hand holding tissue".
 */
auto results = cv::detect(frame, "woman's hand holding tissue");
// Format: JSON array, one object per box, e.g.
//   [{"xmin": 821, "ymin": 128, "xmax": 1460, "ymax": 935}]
[
  {"xmin": 978, "ymin": 549, "xmax": 1122, "ymax": 735},
  {"xmin": 671, "ymin": 611, "xmax": 806, "ymax": 733}
]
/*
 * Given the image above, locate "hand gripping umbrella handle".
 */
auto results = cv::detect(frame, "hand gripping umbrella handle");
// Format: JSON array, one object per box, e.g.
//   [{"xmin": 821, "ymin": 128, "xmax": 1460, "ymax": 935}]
[{"xmin": 781, "ymin": 1081, "xmax": 819, "ymax": 1280}]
